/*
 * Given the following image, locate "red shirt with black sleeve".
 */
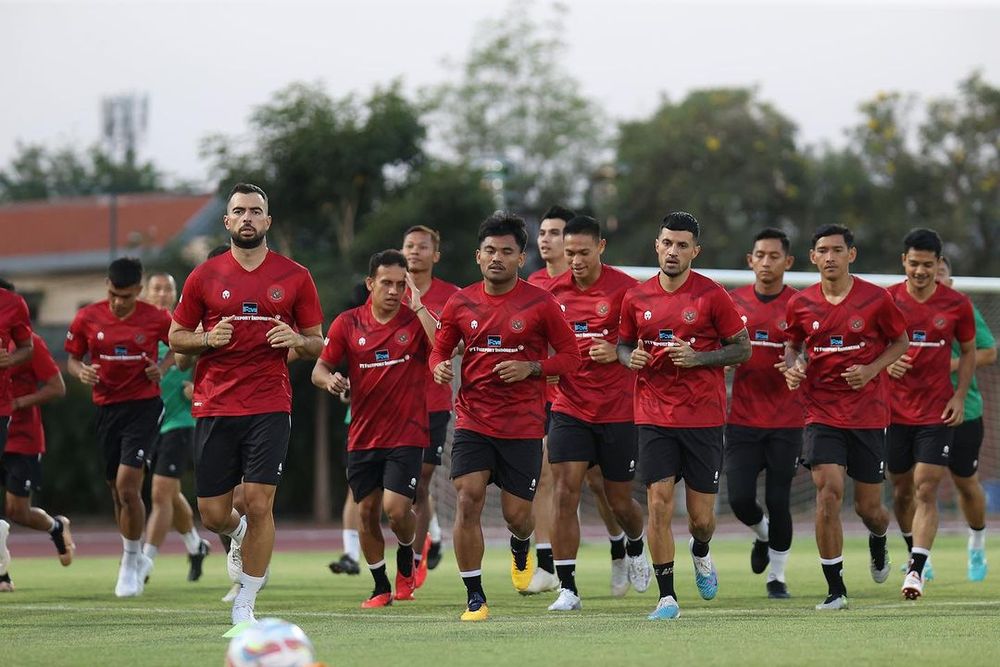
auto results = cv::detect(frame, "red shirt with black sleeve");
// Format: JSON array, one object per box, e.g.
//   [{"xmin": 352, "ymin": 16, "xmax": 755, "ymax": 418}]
[
  {"xmin": 7, "ymin": 333, "xmax": 60, "ymax": 454},
  {"xmin": 0, "ymin": 288, "xmax": 33, "ymax": 417}
]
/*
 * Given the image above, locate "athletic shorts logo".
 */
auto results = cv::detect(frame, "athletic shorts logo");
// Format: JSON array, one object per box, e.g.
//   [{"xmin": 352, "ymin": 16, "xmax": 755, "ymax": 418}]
[
  {"xmin": 934, "ymin": 315, "xmax": 948, "ymax": 329},
  {"xmin": 830, "ymin": 335, "xmax": 844, "ymax": 347},
  {"xmin": 628, "ymin": 459, "xmax": 635, "ymax": 472},
  {"xmin": 437, "ymin": 446, "xmax": 443, "ymax": 455},
  {"xmin": 242, "ymin": 302, "xmax": 259, "ymax": 315},
  {"xmin": 510, "ymin": 318, "xmax": 524, "ymax": 332},
  {"xmin": 137, "ymin": 449, "xmax": 144, "ymax": 459},
  {"xmin": 596, "ymin": 301, "xmax": 610, "ymax": 316},
  {"xmin": 754, "ymin": 330, "xmax": 769, "ymax": 341},
  {"xmin": 409, "ymin": 477, "xmax": 417, "ymax": 489},
  {"xmin": 222, "ymin": 290, "xmax": 231, "ymax": 300},
  {"xmin": 487, "ymin": 335, "xmax": 502, "ymax": 347},
  {"xmin": 397, "ymin": 331, "xmax": 409, "ymax": 344},
  {"xmin": 643, "ymin": 310, "xmax": 652, "ymax": 321},
  {"xmin": 573, "ymin": 322, "xmax": 589, "ymax": 334},
  {"xmin": 134, "ymin": 333, "xmax": 146, "ymax": 344},
  {"xmin": 913, "ymin": 330, "xmax": 927, "ymax": 343},
  {"xmin": 358, "ymin": 336, "xmax": 367, "ymax": 346},
  {"xmin": 114, "ymin": 345, "xmax": 128, "ymax": 356},
  {"xmin": 942, "ymin": 445, "xmax": 950, "ymax": 456},
  {"xmin": 849, "ymin": 317, "xmax": 864, "ymax": 332},
  {"xmin": 658, "ymin": 329, "xmax": 674, "ymax": 342},
  {"xmin": 529, "ymin": 478, "xmax": 537, "ymax": 490},
  {"xmin": 471, "ymin": 319, "xmax": 479, "ymax": 330},
  {"xmin": 682, "ymin": 307, "xmax": 698, "ymax": 323},
  {"xmin": 375, "ymin": 349, "xmax": 390, "ymax": 362},
  {"xmin": 278, "ymin": 462, "xmax": 283, "ymax": 475},
  {"xmin": 268, "ymin": 285, "xmax": 285, "ymax": 302}
]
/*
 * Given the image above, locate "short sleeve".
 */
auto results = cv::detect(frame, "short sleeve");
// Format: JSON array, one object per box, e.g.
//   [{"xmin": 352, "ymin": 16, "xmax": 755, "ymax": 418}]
[
  {"xmin": 713, "ymin": 287, "xmax": 746, "ymax": 339},
  {"xmin": 320, "ymin": 314, "xmax": 349, "ymax": 367},
  {"xmin": 65, "ymin": 310, "xmax": 89, "ymax": 358},
  {"xmin": 618, "ymin": 289, "xmax": 637, "ymax": 343},
  {"xmin": 172, "ymin": 268, "xmax": 205, "ymax": 330},
  {"xmin": 293, "ymin": 271, "xmax": 324, "ymax": 330}
]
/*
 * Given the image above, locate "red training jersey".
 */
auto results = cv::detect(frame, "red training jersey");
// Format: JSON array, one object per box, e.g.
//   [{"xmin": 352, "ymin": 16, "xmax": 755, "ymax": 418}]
[
  {"xmin": 429, "ymin": 279, "xmax": 580, "ymax": 439},
  {"xmin": 887, "ymin": 281, "xmax": 976, "ymax": 425},
  {"xmin": 172, "ymin": 250, "xmax": 324, "ymax": 417},
  {"xmin": 405, "ymin": 277, "xmax": 460, "ymax": 413},
  {"xmin": 550, "ymin": 265, "xmax": 637, "ymax": 424},
  {"xmin": 66, "ymin": 300, "xmax": 171, "ymax": 406},
  {"xmin": 528, "ymin": 266, "xmax": 568, "ymax": 405},
  {"xmin": 619, "ymin": 271, "xmax": 746, "ymax": 428},
  {"xmin": 321, "ymin": 305, "xmax": 431, "ymax": 451},
  {"xmin": 784, "ymin": 277, "xmax": 906, "ymax": 429},
  {"xmin": 0, "ymin": 288, "xmax": 33, "ymax": 417},
  {"xmin": 7, "ymin": 333, "xmax": 60, "ymax": 455},
  {"xmin": 727, "ymin": 285, "xmax": 805, "ymax": 429}
]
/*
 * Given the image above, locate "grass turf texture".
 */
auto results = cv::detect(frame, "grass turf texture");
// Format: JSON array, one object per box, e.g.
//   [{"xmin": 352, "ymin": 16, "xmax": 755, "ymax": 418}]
[{"xmin": 2, "ymin": 534, "xmax": 998, "ymax": 666}]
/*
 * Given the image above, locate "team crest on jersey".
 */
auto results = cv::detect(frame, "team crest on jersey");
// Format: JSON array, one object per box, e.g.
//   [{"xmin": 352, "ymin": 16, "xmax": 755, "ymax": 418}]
[
  {"xmin": 933, "ymin": 315, "xmax": 948, "ymax": 329},
  {"xmin": 596, "ymin": 301, "xmax": 610, "ymax": 316},
  {"xmin": 510, "ymin": 318, "xmax": 524, "ymax": 332},
  {"xmin": 754, "ymin": 330, "xmax": 769, "ymax": 341},
  {"xmin": 267, "ymin": 285, "xmax": 285, "ymax": 302},
  {"xmin": 682, "ymin": 307, "xmax": 698, "ymax": 323},
  {"xmin": 487, "ymin": 335, "xmax": 502, "ymax": 347},
  {"xmin": 134, "ymin": 333, "xmax": 146, "ymax": 344},
  {"xmin": 397, "ymin": 331, "xmax": 409, "ymax": 344},
  {"xmin": 242, "ymin": 302, "xmax": 259, "ymax": 315},
  {"xmin": 375, "ymin": 349, "xmax": 390, "ymax": 362},
  {"xmin": 222, "ymin": 290, "xmax": 231, "ymax": 300},
  {"xmin": 849, "ymin": 317, "xmax": 864, "ymax": 332},
  {"xmin": 913, "ymin": 330, "xmax": 927, "ymax": 343},
  {"xmin": 777, "ymin": 319, "xmax": 789, "ymax": 330},
  {"xmin": 658, "ymin": 329, "xmax": 674, "ymax": 342},
  {"xmin": 573, "ymin": 322, "xmax": 589, "ymax": 334},
  {"xmin": 643, "ymin": 310, "xmax": 652, "ymax": 321},
  {"xmin": 830, "ymin": 335, "xmax": 844, "ymax": 347},
  {"xmin": 358, "ymin": 336, "xmax": 367, "ymax": 346}
]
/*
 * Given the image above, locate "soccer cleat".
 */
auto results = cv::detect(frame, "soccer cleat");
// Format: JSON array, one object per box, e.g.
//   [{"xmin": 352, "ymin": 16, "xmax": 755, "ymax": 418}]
[
  {"xmin": 328, "ymin": 553, "xmax": 361, "ymax": 575},
  {"xmin": 460, "ymin": 592, "xmax": 489, "ymax": 621},
  {"xmin": 114, "ymin": 560, "xmax": 141, "ymax": 597},
  {"xmin": 922, "ymin": 559, "xmax": 934, "ymax": 581},
  {"xmin": 52, "ymin": 516, "xmax": 75, "ymax": 566},
  {"xmin": 815, "ymin": 594, "xmax": 849, "ymax": 610},
  {"xmin": 522, "ymin": 565, "xmax": 559, "ymax": 595},
  {"xmin": 231, "ymin": 599, "xmax": 256, "ymax": 624},
  {"xmin": 626, "ymin": 554, "xmax": 652, "ymax": 593},
  {"xmin": 750, "ymin": 539, "xmax": 769, "ymax": 574},
  {"xmin": 227, "ymin": 543, "xmax": 243, "ymax": 583},
  {"xmin": 766, "ymin": 579, "xmax": 790, "ymax": 599},
  {"xmin": 610, "ymin": 558, "xmax": 629, "ymax": 597},
  {"xmin": 0, "ymin": 572, "xmax": 13, "ymax": 592},
  {"xmin": 222, "ymin": 582, "xmax": 241, "ymax": 603},
  {"xmin": 187, "ymin": 538, "xmax": 211, "ymax": 582},
  {"xmin": 0, "ymin": 519, "xmax": 10, "ymax": 576},
  {"xmin": 691, "ymin": 549, "xmax": 719, "ymax": 600},
  {"xmin": 547, "ymin": 588, "xmax": 582, "ymax": 611},
  {"xmin": 361, "ymin": 591, "xmax": 393, "ymax": 608},
  {"xmin": 647, "ymin": 595, "xmax": 680, "ymax": 620},
  {"xmin": 511, "ymin": 550, "xmax": 535, "ymax": 593},
  {"xmin": 870, "ymin": 546, "xmax": 891, "ymax": 584},
  {"xmin": 968, "ymin": 548, "xmax": 988, "ymax": 582},
  {"xmin": 137, "ymin": 553, "xmax": 154, "ymax": 584},
  {"xmin": 902, "ymin": 570, "xmax": 923, "ymax": 600},
  {"xmin": 394, "ymin": 570, "xmax": 417, "ymax": 601},
  {"xmin": 414, "ymin": 534, "xmax": 431, "ymax": 589},
  {"xmin": 426, "ymin": 540, "xmax": 443, "ymax": 570}
]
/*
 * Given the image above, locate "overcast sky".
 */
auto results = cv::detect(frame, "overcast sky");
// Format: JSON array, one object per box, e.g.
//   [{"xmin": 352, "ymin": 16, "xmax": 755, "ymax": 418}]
[{"xmin": 3, "ymin": 0, "xmax": 998, "ymax": 187}]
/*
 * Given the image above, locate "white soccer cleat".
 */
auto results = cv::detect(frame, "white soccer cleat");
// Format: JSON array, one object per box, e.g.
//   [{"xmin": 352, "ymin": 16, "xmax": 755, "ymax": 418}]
[
  {"xmin": 137, "ymin": 553, "xmax": 154, "ymax": 585},
  {"xmin": 114, "ymin": 560, "xmax": 141, "ymax": 598},
  {"xmin": 231, "ymin": 599, "xmax": 257, "ymax": 625},
  {"xmin": 0, "ymin": 520, "xmax": 11, "ymax": 576},
  {"xmin": 626, "ymin": 554, "xmax": 652, "ymax": 594},
  {"xmin": 523, "ymin": 567, "xmax": 560, "ymax": 594},
  {"xmin": 222, "ymin": 582, "xmax": 241, "ymax": 603},
  {"xmin": 815, "ymin": 594, "xmax": 849, "ymax": 611},
  {"xmin": 902, "ymin": 570, "xmax": 923, "ymax": 600},
  {"xmin": 227, "ymin": 543, "xmax": 243, "ymax": 583},
  {"xmin": 870, "ymin": 547, "xmax": 891, "ymax": 584},
  {"xmin": 547, "ymin": 588, "xmax": 582, "ymax": 611},
  {"xmin": 647, "ymin": 595, "xmax": 680, "ymax": 620},
  {"xmin": 610, "ymin": 558, "xmax": 630, "ymax": 597}
]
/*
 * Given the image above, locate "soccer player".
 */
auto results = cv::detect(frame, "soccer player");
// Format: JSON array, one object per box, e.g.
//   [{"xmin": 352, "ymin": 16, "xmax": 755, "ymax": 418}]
[
  {"xmin": 885, "ymin": 229, "xmax": 976, "ymax": 600},
  {"xmin": 525, "ymin": 205, "xmax": 628, "ymax": 595},
  {"xmin": 936, "ymin": 255, "xmax": 996, "ymax": 581},
  {"xmin": 401, "ymin": 225, "xmax": 460, "ymax": 585},
  {"xmin": 617, "ymin": 211, "xmax": 750, "ymax": 620},
  {"xmin": 546, "ymin": 216, "xmax": 650, "ymax": 612},
  {"xmin": 0, "ymin": 281, "xmax": 33, "ymax": 585},
  {"xmin": 429, "ymin": 211, "xmax": 580, "ymax": 621},
  {"xmin": 66, "ymin": 257, "xmax": 172, "ymax": 597},
  {"xmin": 140, "ymin": 272, "xmax": 211, "ymax": 583},
  {"xmin": 0, "ymin": 280, "xmax": 73, "ymax": 592},
  {"xmin": 782, "ymin": 224, "xmax": 908, "ymax": 611},
  {"xmin": 169, "ymin": 183, "xmax": 324, "ymax": 626},
  {"xmin": 726, "ymin": 228, "xmax": 804, "ymax": 599},
  {"xmin": 312, "ymin": 249, "xmax": 438, "ymax": 607}
]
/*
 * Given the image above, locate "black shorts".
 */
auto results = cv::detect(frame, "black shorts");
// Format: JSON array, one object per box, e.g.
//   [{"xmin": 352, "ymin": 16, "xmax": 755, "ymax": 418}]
[
  {"xmin": 194, "ymin": 412, "xmax": 291, "ymax": 497},
  {"xmin": 450, "ymin": 429, "xmax": 543, "ymax": 501},
  {"xmin": 802, "ymin": 423, "xmax": 886, "ymax": 484},
  {"xmin": 887, "ymin": 424, "xmax": 954, "ymax": 474},
  {"xmin": 724, "ymin": 425, "xmax": 802, "ymax": 483},
  {"xmin": 95, "ymin": 397, "xmax": 163, "ymax": 482},
  {"xmin": 544, "ymin": 402, "xmax": 553, "ymax": 436},
  {"xmin": 424, "ymin": 411, "xmax": 451, "ymax": 466},
  {"xmin": 347, "ymin": 446, "xmax": 424, "ymax": 502},
  {"xmin": 637, "ymin": 425, "xmax": 724, "ymax": 494},
  {"xmin": 0, "ymin": 452, "xmax": 43, "ymax": 498},
  {"xmin": 950, "ymin": 417, "xmax": 984, "ymax": 478},
  {"xmin": 150, "ymin": 427, "xmax": 195, "ymax": 478},
  {"xmin": 547, "ymin": 411, "xmax": 637, "ymax": 482},
  {"xmin": 0, "ymin": 416, "xmax": 9, "ymax": 456}
]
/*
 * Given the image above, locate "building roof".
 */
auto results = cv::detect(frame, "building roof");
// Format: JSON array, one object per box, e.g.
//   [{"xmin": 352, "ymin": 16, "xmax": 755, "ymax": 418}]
[{"xmin": 0, "ymin": 192, "xmax": 223, "ymax": 274}]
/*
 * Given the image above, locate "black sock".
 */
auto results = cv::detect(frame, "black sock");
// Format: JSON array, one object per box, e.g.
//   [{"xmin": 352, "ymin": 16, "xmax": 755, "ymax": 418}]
[
  {"xmin": 869, "ymin": 533, "xmax": 887, "ymax": 570},
  {"xmin": 396, "ymin": 543, "xmax": 414, "ymax": 577},
  {"xmin": 625, "ymin": 535, "xmax": 644, "ymax": 558},
  {"xmin": 370, "ymin": 564, "xmax": 391, "ymax": 595},
  {"xmin": 610, "ymin": 535, "xmax": 626, "ymax": 560},
  {"xmin": 902, "ymin": 533, "xmax": 914, "ymax": 552},
  {"xmin": 49, "ymin": 518, "xmax": 67, "ymax": 554},
  {"xmin": 908, "ymin": 550, "xmax": 928, "ymax": 575},
  {"xmin": 821, "ymin": 560, "xmax": 846, "ymax": 597},
  {"xmin": 536, "ymin": 545, "xmax": 555, "ymax": 574},
  {"xmin": 49, "ymin": 517, "xmax": 63, "ymax": 534},
  {"xmin": 510, "ymin": 535, "xmax": 530, "ymax": 571},
  {"xmin": 653, "ymin": 562, "xmax": 675, "ymax": 599},
  {"xmin": 462, "ymin": 574, "xmax": 485, "ymax": 602},
  {"xmin": 555, "ymin": 562, "xmax": 577, "ymax": 594},
  {"xmin": 691, "ymin": 538, "xmax": 710, "ymax": 558}
]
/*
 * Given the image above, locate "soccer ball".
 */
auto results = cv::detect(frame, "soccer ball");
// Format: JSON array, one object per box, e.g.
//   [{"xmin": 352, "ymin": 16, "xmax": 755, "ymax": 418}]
[{"xmin": 225, "ymin": 618, "xmax": 316, "ymax": 667}]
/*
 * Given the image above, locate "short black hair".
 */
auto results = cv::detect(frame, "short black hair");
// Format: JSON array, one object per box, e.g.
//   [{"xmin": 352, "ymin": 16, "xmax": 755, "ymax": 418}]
[
  {"xmin": 940, "ymin": 255, "xmax": 952, "ymax": 272},
  {"xmin": 207, "ymin": 245, "xmax": 230, "ymax": 259},
  {"xmin": 0, "ymin": 277, "xmax": 14, "ymax": 291},
  {"xmin": 368, "ymin": 249, "xmax": 408, "ymax": 278},
  {"xmin": 541, "ymin": 205, "xmax": 576, "ymax": 223},
  {"xmin": 108, "ymin": 257, "xmax": 143, "ymax": 288},
  {"xmin": 479, "ymin": 211, "xmax": 528, "ymax": 252},
  {"xmin": 812, "ymin": 224, "xmax": 854, "ymax": 248},
  {"xmin": 902, "ymin": 227, "xmax": 943, "ymax": 257},
  {"xmin": 753, "ymin": 227, "xmax": 790, "ymax": 254},
  {"xmin": 227, "ymin": 182, "xmax": 268, "ymax": 204},
  {"xmin": 564, "ymin": 215, "xmax": 602, "ymax": 242},
  {"xmin": 660, "ymin": 211, "xmax": 700, "ymax": 240}
]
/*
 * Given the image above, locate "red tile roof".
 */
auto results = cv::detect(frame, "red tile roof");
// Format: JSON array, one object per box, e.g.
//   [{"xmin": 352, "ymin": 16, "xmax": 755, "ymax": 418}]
[{"xmin": 0, "ymin": 193, "xmax": 213, "ymax": 258}]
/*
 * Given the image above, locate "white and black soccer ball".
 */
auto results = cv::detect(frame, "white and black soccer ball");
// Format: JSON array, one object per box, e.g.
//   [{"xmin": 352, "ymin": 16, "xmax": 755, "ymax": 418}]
[{"xmin": 225, "ymin": 618, "xmax": 316, "ymax": 667}]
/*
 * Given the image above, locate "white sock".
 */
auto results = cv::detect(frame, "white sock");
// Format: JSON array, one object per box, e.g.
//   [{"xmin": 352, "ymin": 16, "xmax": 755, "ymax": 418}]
[
  {"xmin": 225, "ymin": 515, "xmax": 247, "ymax": 545},
  {"xmin": 142, "ymin": 544, "xmax": 158, "ymax": 560},
  {"xmin": 767, "ymin": 547, "xmax": 789, "ymax": 582},
  {"xmin": 969, "ymin": 526, "xmax": 986, "ymax": 551},
  {"xmin": 428, "ymin": 514, "xmax": 442, "ymax": 543},
  {"xmin": 122, "ymin": 537, "xmax": 141, "ymax": 554},
  {"xmin": 751, "ymin": 516, "xmax": 769, "ymax": 543},
  {"xmin": 343, "ymin": 529, "xmax": 360, "ymax": 561},
  {"xmin": 234, "ymin": 572, "xmax": 265, "ymax": 606},
  {"xmin": 181, "ymin": 528, "xmax": 202, "ymax": 555}
]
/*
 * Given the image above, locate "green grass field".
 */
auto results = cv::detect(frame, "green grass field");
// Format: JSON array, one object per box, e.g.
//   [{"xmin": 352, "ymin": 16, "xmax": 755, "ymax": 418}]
[{"xmin": 2, "ymin": 534, "xmax": 998, "ymax": 666}]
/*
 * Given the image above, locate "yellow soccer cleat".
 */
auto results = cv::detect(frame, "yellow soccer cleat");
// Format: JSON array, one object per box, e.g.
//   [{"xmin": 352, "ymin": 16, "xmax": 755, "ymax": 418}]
[
  {"xmin": 511, "ymin": 550, "xmax": 535, "ymax": 592},
  {"xmin": 460, "ymin": 593, "xmax": 489, "ymax": 621}
]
